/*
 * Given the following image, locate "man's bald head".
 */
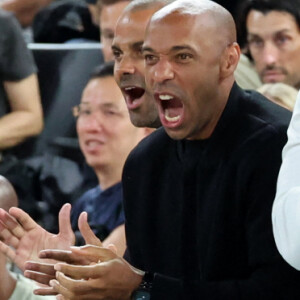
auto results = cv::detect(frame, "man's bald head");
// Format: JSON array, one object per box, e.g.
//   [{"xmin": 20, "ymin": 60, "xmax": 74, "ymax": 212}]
[
  {"xmin": 143, "ymin": 0, "xmax": 240, "ymax": 140},
  {"xmin": 150, "ymin": 0, "xmax": 237, "ymax": 50},
  {"xmin": 123, "ymin": 0, "xmax": 174, "ymax": 13},
  {"xmin": 0, "ymin": 176, "xmax": 18, "ymax": 212}
]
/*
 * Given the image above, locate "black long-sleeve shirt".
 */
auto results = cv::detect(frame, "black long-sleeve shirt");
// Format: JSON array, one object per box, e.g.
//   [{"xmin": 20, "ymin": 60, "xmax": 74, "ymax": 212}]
[{"xmin": 123, "ymin": 84, "xmax": 300, "ymax": 299}]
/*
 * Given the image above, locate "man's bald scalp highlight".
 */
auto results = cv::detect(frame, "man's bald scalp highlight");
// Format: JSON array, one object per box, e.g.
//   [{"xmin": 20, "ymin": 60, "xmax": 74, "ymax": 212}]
[
  {"xmin": 150, "ymin": 0, "xmax": 237, "ymax": 43},
  {"xmin": 124, "ymin": 0, "xmax": 175, "ymax": 13}
]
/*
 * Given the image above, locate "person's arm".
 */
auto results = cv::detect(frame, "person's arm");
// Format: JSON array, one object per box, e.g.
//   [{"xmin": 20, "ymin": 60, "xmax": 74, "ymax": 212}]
[
  {"xmin": 0, "ymin": 11, "xmax": 43, "ymax": 149},
  {"xmin": 272, "ymin": 91, "xmax": 300, "ymax": 270},
  {"xmin": 103, "ymin": 224, "xmax": 126, "ymax": 257},
  {"xmin": 0, "ymin": 0, "xmax": 54, "ymax": 27},
  {"xmin": 0, "ymin": 262, "xmax": 16, "ymax": 300},
  {"xmin": 0, "ymin": 73, "xmax": 43, "ymax": 149}
]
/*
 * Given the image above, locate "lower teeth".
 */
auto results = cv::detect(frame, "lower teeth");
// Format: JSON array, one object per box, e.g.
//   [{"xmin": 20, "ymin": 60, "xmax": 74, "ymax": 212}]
[{"xmin": 165, "ymin": 110, "xmax": 180, "ymax": 122}]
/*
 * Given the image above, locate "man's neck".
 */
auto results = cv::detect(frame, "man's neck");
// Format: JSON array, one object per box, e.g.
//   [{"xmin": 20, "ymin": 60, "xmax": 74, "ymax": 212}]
[{"xmin": 96, "ymin": 167, "xmax": 122, "ymax": 191}]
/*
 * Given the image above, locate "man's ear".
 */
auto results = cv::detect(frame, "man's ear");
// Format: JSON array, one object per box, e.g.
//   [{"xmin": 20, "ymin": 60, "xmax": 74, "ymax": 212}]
[{"xmin": 220, "ymin": 42, "xmax": 241, "ymax": 79}]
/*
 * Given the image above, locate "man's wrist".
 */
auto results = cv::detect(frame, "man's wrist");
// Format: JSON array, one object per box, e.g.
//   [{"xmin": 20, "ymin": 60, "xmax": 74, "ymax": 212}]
[{"xmin": 131, "ymin": 272, "xmax": 154, "ymax": 300}]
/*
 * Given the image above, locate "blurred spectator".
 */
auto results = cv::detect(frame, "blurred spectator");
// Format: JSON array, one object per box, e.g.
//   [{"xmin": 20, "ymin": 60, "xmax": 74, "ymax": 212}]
[
  {"xmin": 0, "ymin": 10, "xmax": 43, "ymax": 162},
  {"xmin": 257, "ymin": 82, "xmax": 297, "ymax": 111},
  {"xmin": 237, "ymin": 0, "xmax": 300, "ymax": 89},
  {"xmin": 235, "ymin": 53, "xmax": 262, "ymax": 90},
  {"xmin": 0, "ymin": 0, "xmax": 54, "ymax": 28},
  {"xmin": 32, "ymin": 0, "xmax": 100, "ymax": 43},
  {"xmin": 97, "ymin": 0, "xmax": 130, "ymax": 61},
  {"xmin": 70, "ymin": 62, "xmax": 150, "ymax": 255}
]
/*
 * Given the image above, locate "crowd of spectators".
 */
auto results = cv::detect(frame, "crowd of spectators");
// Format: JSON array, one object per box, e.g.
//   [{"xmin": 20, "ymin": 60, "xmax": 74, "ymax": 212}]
[{"xmin": 0, "ymin": 0, "xmax": 300, "ymax": 299}]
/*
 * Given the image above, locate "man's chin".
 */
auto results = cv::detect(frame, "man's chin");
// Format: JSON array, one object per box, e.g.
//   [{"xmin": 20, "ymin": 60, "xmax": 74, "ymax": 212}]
[{"xmin": 129, "ymin": 110, "xmax": 160, "ymax": 128}]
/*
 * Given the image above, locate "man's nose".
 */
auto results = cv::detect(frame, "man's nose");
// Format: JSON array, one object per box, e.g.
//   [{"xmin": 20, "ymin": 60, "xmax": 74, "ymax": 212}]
[
  {"xmin": 262, "ymin": 42, "xmax": 279, "ymax": 66},
  {"xmin": 115, "ymin": 55, "xmax": 135, "ymax": 76},
  {"xmin": 152, "ymin": 59, "xmax": 174, "ymax": 83}
]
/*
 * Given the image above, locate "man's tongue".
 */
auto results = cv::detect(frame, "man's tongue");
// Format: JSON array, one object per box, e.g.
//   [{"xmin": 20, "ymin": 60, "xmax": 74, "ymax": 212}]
[
  {"xmin": 162, "ymin": 97, "xmax": 182, "ymax": 122},
  {"xmin": 165, "ymin": 108, "xmax": 181, "ymax": 122},
  {"xmin": 126, "ymin": 87, "xmax": 145, "ymax": 101}
]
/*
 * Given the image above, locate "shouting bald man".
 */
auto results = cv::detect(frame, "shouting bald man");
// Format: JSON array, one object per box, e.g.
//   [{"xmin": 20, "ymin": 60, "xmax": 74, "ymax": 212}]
[{"xmin": 4, "ymin": 1, "xmax": 300, "ymax": 299}]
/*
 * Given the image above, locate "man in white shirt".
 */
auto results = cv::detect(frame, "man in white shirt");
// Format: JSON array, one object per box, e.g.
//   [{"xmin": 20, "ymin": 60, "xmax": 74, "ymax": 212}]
[{"xmin": 272, "ymin": 90, "xmax": 300, "ymax": 270}]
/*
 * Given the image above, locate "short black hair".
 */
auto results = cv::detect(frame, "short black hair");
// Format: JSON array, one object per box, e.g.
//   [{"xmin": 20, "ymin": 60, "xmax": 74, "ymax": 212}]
[
  {"xmin": 237, "ymin": 0, "xmax": 300, "ymax": 49},
  {"xmin": 90, "ymin": 61, "xmax": 114, "ymax": 79}
]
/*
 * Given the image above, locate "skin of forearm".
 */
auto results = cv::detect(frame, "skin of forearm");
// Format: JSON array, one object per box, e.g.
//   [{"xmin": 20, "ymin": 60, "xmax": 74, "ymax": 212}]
[
  {"xmin": 0, "ymin": 110, "xmax": 43, "ymax": 149},
  {"xmin": 0, "ymin": 0, "xmax": 54, "ymax": 27},
  {"xmin": 0, "ymin": 268, "xmax": 16, "ymax": 300},
  {"xmin": 103, "ymin": 225, "xmax": 126, "ymax": 257}
]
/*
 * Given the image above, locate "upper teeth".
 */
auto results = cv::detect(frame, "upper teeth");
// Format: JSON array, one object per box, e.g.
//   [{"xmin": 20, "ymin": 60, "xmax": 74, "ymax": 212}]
[
  {"xmin": 125, "ymin": 87, "xmax": 135, "ymax": 91},
  {"xmin": 159, "ymin": 94, "xmax": 174, "ymax": 100}
]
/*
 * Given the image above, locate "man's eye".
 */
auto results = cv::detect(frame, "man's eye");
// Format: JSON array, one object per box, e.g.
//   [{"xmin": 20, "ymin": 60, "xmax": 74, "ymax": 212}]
[
  {"xmin": 248, "ymin": 38, "xmax": 264, "ymax": 48},
  {"xmin": 104, "ymin": 110, "xmax": 117, "ymax": 116},
  {"xmin": 80, "ymin": 109, "xmax": 92, "ymax": 116},
  {"xmin": 144, "ymin": 54, "xmax": 158, "ymax": 64},
  {"xmin": 113, "ymin": 50, "xmax": 121, "ymax": 59},
  {"xmin": 176, "ymin": 53, "xmax": 192, "ymax": 61},
  {"xmin": 102, "ymin": 32, "xmax": 114, "ymax": 40},
  {"xmin": 275, "ymin": 35, "xmax": 289, "ymax": 46}
]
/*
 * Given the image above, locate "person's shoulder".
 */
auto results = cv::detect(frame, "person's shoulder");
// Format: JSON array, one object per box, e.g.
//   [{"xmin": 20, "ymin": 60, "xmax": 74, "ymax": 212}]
[
  {"xmin": 73, "ymin": 185, "xmax": 100, "ymax": 209},
  {"xmin": 78, "ymin": 185, "xmax": 100, "ymax": 201},
  {"xmin": 0, "ymin": 9, "xmax": 13, "ymax": 20},
  {"xmin": 125, "ymin": 127, "xmax": 172, "ymax": 167},
  {"xmin": 132, "ymin": 127, "xmax": 171, "ymax": 154},
  {"xmin": 241, "ymin": 88, "xmax": 291, "ymax": 136},
  {"xmin": 0, "ymin": 9, "xmax": 17, "ymax": 27}
]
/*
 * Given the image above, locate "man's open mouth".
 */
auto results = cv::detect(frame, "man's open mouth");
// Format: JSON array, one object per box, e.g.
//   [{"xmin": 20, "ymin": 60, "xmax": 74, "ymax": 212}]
[
  {"xmin": 156, "ymin": 93, "xmax": 184, "ymax": 126},
  {"xmin": 122, "ymin": 86, "xmax": 146, "ymax": 108}
]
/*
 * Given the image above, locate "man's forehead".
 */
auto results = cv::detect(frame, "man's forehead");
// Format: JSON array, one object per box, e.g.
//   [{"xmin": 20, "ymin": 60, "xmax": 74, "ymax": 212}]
[
  {"xmin": 247, "ymin": 10, "xmax": 300, "ymax": 35},
  {"xmin": 113, "ymin": 12, "xmax": 150, "ymax": 47}
]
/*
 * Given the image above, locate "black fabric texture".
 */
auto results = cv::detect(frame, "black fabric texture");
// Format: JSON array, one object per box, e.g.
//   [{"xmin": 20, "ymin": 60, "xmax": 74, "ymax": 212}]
[{"xmin": 123, "ymin": 83, "xmax": 300, "ymax": 299}]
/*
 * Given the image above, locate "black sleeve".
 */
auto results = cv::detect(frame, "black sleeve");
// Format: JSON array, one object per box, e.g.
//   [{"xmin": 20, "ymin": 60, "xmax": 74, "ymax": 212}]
[{"xmin": 0, "ymin": 10, "xmax": 36, "ymax": 81}]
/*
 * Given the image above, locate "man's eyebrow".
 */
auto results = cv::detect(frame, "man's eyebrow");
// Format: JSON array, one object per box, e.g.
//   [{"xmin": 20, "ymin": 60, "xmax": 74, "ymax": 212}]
[
  {"xmin": 248, "ymin": 29, "xmax": 292, "ymax": 37},
  {"xmin": 142, "ymin": 46, "xmax": 154, "ymax": 53},
  {"xmin": 142, "ymin": 45, "xmax": 195, "ymax": 53},
  {"xmin": 170, "ymin": 45, "xmax": 194, "ymax": 52},
  {"xmin": 132, "ymin": 41, "xmax": 144, "ymax": 51}
]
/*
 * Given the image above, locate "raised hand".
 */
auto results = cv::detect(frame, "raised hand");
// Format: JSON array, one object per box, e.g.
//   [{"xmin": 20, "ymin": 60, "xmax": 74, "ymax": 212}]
[
  {"xmin": 24, "ymin": 211, "xmax": 103, "ymax": 293},
  {"xmin": 0, "ymin": 203, "xmax": 75, "ymax": 271}
]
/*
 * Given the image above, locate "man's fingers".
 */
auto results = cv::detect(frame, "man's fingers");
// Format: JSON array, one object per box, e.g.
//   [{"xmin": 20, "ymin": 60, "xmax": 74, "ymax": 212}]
[
  {"xmin": 33, "ymin": 286, "xmax": 58, "ymax": 296},
  {"xmin": 39, "ymin": 249, "xmax": 91, "ymax": 265},
  {"xmin": 54, "ymin": 263, "xmax": 105, "ymax": 280},
  {"xmin": 58, "ymin": 204, "xmax": 74, "ymax": 241},
  {"xmin": 71, "ymin": 245, "xmax": 117, "ymax": 262},
  {"xmin": 40, "ymin": 249, "xmax": 74, "ymax": 262},
  {"xmin": 25, "ymin": 260, "xmax": 56, "ymax": 276},
  {"xmin": 0, "ymin": 209, "xmax": 25, "ymax": 239},
  {"xmin": 0, "ymin": 223, "xmax": 19, "ymax": 248},
  {"xmin": 8, "ymin": 207, "xmax": 38, "ymax": 232},
  {"xmin": 78, "ymin": 212, "xmax": 102, "ymax": 247},
  {"xmin": 0, "ymin": 240, "xmax": 16, "ymax": 261},
  {"xmin": 24, "ymin": 270, "xmax": 56, "ymax": 285},
  {"xmin": 50, "ymin": 278, "xmax": 77, "ymax": 299}
]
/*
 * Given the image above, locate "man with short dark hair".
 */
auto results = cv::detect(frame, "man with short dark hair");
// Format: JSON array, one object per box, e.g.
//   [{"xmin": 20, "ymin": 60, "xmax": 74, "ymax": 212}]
[
  {"xmin": 238, "ymin": 0, "xmax": 300, "ymax": 89},
  {"xmin": 97, "ymin": 0, "xmax": 131, "ymax": 61}
]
